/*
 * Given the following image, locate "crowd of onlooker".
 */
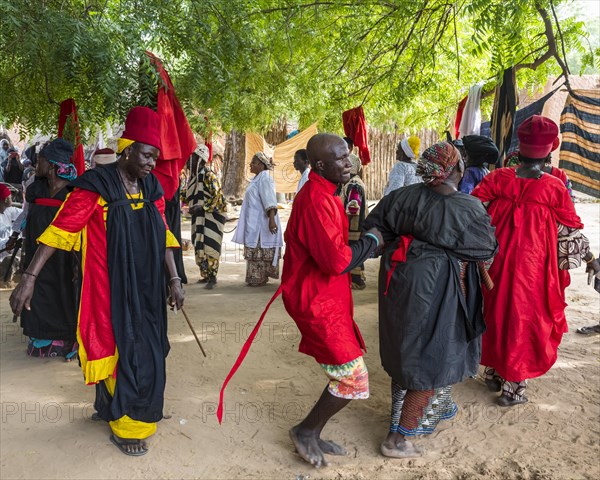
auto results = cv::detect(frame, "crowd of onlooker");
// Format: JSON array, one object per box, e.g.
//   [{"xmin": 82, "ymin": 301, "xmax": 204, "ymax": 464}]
[{"xmin": 0, "ymin": 138, "xmax": 42, "ymax": 285}]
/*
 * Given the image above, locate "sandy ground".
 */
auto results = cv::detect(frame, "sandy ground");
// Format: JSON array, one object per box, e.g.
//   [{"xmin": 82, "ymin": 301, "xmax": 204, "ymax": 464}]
[{"xmin": 1, "ymin": 201, "xmax": 599, "ymax": 480}]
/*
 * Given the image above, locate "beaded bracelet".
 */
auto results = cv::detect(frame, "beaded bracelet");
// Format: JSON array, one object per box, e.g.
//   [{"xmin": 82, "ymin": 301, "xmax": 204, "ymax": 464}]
[{"xmin": 169, "ymin": 276, "xmax": 182, "ymax": 283}]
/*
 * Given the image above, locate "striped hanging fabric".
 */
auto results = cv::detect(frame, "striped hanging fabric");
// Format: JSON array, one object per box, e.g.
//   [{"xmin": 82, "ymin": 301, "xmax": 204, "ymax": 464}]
[
  {"xmin": 490, "ymin": 67, "xmax": 517, "ymax": 167},
  {"xmin": 559, "ymin": 89, "xmax": 600, "ymax": 198}
]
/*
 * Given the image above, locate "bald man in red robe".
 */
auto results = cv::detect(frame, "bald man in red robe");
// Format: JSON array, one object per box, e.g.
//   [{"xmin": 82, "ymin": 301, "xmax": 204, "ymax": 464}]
[{"xmin": 282, "ymin": 133, "xmax": 382, "ymax": 468}]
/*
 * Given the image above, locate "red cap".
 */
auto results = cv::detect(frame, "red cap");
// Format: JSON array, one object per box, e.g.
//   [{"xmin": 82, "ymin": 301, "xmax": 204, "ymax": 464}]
[
  {"xmin": 121, "ymin": 106, "xmax": 161, "ymax": 151},
  {"xmin": 517, "ymin": 115, "xmax": 560, "ymax": 159},
  {"xmin": 0, "ymin": 184, "xmax": 11, "ymax": 201}
]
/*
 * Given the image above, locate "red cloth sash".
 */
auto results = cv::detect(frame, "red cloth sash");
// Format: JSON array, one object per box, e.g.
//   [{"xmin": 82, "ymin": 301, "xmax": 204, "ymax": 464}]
[
  {"xmin": 384, "ymin": 235, "xmax": 414, "ymax": 295},
  {"xmin": 217, "ymin": 285, "xmax": 283, "ymax": 424},
  {"xmin": 34, "ymin": 198, "xmax": 63, "ymax": 208}
]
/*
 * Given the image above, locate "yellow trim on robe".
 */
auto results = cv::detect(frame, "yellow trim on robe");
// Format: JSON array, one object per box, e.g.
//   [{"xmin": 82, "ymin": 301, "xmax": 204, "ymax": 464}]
[
  {"xmin": 166, "ymin": 229, "xmax": 180, "ymax": 248},
  {"xmin": 104, "ymin": 377, "xmax": 157, "ymax": 439},
  {"xmin": 38, "ymin": 224, "xmax": 82, "ymax": 251},
  {"xmin": 36, "ymin": 192, "xmax": 82, "ymax": 251},
  {"xmin": 39, "ymin": 192, "xmax": 177, "ymax": 251}
]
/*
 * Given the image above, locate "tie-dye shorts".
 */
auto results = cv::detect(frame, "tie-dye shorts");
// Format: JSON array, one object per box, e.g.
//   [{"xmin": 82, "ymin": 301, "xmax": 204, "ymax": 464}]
[{"xmin": 319, "ymin": 356, "xmax": 369, "ymax": 399}]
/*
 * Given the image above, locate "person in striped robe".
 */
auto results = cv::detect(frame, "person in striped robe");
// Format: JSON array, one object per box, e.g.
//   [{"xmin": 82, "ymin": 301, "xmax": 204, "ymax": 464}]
[{"xmin": 186, "ymin": 144, "xmax": 226, "ymax": 289}]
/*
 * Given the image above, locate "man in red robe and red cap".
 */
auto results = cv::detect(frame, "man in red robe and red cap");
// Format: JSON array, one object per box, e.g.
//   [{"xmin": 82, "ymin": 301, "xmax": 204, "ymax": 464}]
[
  {"xmin": 472, "ymin": 115, "xmax": 599, "ymax": 407},
  {"xmin": 10, "ymin": 106, "xmax": 185, "ymax": 456},
  {"xmin": 282, "ymin": 133, "xmax": 382, "ymax": 468}
]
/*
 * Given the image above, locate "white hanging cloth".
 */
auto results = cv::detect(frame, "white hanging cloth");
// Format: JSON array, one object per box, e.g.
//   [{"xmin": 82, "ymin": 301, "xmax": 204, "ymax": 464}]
[{"xmin": 459, "ymin": 84, "xmax": 483, "ymax": 137}]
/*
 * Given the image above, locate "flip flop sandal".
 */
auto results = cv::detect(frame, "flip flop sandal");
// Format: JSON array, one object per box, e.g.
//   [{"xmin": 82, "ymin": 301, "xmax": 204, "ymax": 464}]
[
  {"xmin": 485, "ymin": 378, "xmax": 502, "ymax": 392},
  {"xmin": 576, "ymin": 325, "xmax": 600, "ymax": 335},
  {"xmin": 497, "ymin": 394, "xmax": 528, "ymax": 407},
  {"xmin": 110, "ymin": 434, "xmax": 148, "ymax": 456},
  {"xmin": 91, "ymin": 412, "xmax": 106, "ymax": 422}
]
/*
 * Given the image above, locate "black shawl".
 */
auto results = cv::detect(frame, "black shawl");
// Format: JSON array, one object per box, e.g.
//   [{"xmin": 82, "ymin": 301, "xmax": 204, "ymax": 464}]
[
  {"xmin": 71, "ymin": 164, "xmax": 169, "ymax": 423},
  {"xmin": 364, "ymin": 183, "xmax": 498, "ymax": 390}
]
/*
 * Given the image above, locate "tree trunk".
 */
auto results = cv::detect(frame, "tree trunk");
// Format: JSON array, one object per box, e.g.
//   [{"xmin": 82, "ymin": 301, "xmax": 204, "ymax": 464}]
[
  {"xmin": 264, "ymin": 117, "xmax": 288, "ymax": 146},
  {"xmin": 222, "ymin": 130, "xmax": 246, "ymax": 199}
]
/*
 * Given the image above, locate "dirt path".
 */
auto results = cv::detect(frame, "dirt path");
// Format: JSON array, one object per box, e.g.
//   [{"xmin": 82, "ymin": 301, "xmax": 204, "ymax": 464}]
[{"xmin": 1, "ymin": 203, "xmax": 598, "ymax": 480}]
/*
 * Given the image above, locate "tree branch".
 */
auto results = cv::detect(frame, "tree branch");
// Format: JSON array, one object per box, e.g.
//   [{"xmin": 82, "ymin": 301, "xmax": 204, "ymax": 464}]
[
  {"xmin": 254, "ymin": 2, "xmax": 369, "ymax": 16},
  {"xmin": 6, "ymin": 69, "xmax": 27, "ymax": 83},
  {"xmin": 453, "ymin": 3, "xmax": 460, "ymax": 81},
  {"xmin": 478, "ymin": 4, "xmax": 571, "ymax": 101},
  {"xmin": 44, "ymin": 72, "xmax": 60, "ymax": 106},
  {"xmin": 550, "ymin": 0, "xmax": 571, "ymax": 76}
]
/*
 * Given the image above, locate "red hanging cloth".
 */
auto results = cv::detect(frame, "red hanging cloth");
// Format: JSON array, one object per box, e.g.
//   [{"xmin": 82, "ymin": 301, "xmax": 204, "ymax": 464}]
[
  {"xmin": 57, "ymin": 98, "xmax": 85, "ymax": 176},
  {"xmin": 454, "ymin": 96, "xmax": 468, "ymax": 139},
  {"xmin": 146, "ymin": 52, "xmax": 197, "ymax": 200},
  {"xmin": 342, "ymin": 106, "xmax": 371, "ymax": 165}
]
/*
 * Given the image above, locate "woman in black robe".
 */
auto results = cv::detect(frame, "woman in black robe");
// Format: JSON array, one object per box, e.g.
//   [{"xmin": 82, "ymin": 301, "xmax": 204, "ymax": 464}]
[
  {"xmin": 364, "ymin": 142, "xmax": 497, "ymax": 458},
  {"xmin": 20, "ymin": 139, "xmax": 79, "ymax": 359}
]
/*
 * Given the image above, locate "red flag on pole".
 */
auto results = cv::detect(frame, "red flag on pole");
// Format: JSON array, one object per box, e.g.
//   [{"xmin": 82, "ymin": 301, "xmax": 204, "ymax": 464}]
[
  {"xmin": 146, "ymin": 51, "xmax": 197, "ymax": 200},
  {"xmin": 58, "ymin": 98, "xmax": 85, "ymax": 176}
]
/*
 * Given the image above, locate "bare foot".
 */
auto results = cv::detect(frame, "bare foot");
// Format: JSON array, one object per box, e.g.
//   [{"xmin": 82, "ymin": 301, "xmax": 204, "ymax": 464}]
[
  {"xmin": 318, "ymin": 439, "xmax": 347, "ymax": 456},
  {"xmin": 380, "ymin": 432, "xmax": 422, "ymax": 458},
  {"xmin": 289, "ymin": 426, "xmax": 328, "ymax": 468}
]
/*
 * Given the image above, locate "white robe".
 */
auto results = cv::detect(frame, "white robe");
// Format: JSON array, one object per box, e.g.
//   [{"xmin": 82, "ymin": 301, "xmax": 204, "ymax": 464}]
[
  {"xmin": 232, "ymin": 171, "xmax": 284, "ymax": 255},
  {"xmin": 295, "ymin": 168, "xmax": 310, "ymax": 193}
]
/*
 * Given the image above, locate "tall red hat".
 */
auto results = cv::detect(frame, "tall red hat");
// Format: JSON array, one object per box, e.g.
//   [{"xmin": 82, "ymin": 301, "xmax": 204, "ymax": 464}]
[
  {"xmin": 121, "ymin": 106, "xmax": 162, "ymax": 151},
  {"xmin": 517, "ymin": 115, "xmax": 560, "ymax": 159}
]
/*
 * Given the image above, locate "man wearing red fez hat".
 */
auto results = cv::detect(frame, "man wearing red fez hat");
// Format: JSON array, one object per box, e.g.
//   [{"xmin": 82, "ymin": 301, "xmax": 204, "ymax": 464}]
[
  {"xmin": 472, "ymin": 115, "xmax": 599, "ymax": 406},
  {"xmin": 10, "ymin": 106, "xmax": 185, "ymax": 456}
]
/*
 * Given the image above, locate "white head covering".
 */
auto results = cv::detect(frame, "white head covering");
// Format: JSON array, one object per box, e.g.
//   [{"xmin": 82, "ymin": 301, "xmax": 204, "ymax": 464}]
[
  {"xmin": 254, "ymin": 151, "xmax": 274, "ymax": 170},
  {"xmin": 195, "ymin": 144, "xmax": 210, "ymax": 163},
  {"xmin": 400, "ymin": 138, "xmax": 416, "ymax": 159},
  {"xmin": 93, "ymin": 148, "xmax": 117, "ymax": 165}
]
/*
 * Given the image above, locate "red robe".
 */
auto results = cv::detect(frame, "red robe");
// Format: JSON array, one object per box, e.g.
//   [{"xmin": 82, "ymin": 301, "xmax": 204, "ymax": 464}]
[
  {"xmin": 472, "ymin": 168, "xmax": 583, "ymax": 381},
  {"xmin": 282, "ymin": 171, "xmax": 365, "ymax": 365}
]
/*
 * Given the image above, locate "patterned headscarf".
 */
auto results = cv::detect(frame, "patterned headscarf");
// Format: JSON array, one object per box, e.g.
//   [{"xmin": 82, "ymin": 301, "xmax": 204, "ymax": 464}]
[
  {"xmin": 254, "ymin": 151, "xmax": 274, "ymax": 170},
  {"xmin": 48, "ymin": 159, "xmax": 78, "ymax": 181},
  {"xmin": 40, "ymin": 138, "xmax": 78, "ymax": 181},
  {"xmin": 416, "ymin": 141, "xmax": 460, "ymax": 186}
]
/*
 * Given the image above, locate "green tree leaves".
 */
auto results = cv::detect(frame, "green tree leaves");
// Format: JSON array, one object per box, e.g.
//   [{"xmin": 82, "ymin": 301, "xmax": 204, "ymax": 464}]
[{"xmin": 0, "ymin": 0, "xmax": 595, "ymax": 138}]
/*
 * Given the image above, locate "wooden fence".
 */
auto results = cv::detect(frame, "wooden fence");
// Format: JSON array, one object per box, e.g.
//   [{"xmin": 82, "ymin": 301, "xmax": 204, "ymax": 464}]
[
  {"xmin": 362, "ymin": 127, "xmax": 440, "ymax": 199},
  {"xmin": 221, "ymin": 122, "xmax": 442, "ymax": 200}
]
